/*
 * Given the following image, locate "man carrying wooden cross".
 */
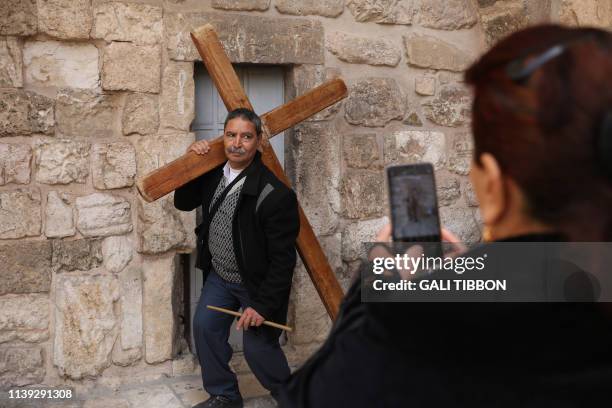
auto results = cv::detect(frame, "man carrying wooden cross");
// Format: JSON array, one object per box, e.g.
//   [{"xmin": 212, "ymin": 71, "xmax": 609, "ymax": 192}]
[{"xmin": 174, "ymin": 108, "xmax": 299, "ymax": 408}]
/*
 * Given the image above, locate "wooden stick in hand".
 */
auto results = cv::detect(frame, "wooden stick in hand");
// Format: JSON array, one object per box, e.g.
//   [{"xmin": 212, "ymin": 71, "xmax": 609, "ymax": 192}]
[{"xmin": 207, "ymin": 305, "xmax": 293, "ymax": 332}]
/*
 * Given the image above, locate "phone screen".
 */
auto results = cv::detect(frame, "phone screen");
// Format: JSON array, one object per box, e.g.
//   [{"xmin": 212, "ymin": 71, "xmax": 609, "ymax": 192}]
[{"xmin": 387, "ymin": 164, "xmax": 441, "ymax": 242}]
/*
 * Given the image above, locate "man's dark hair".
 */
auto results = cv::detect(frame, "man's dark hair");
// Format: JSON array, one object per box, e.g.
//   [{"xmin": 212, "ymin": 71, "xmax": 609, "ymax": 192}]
[{"xmin": 224, "ymin": 108, "xmax": 262, "ymax": 137}]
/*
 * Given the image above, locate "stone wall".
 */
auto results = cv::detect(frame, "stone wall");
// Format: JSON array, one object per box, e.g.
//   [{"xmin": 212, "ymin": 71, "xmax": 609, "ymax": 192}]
[{"xmin": 1, "ymin": 0, "xmax": 610, "ymax": 399}]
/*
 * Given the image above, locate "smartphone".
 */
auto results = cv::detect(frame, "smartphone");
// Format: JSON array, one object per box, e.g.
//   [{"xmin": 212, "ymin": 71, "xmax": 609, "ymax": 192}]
[{"xmin": 386, "ymin": 163, "xmax": 442, "ymax": 243}]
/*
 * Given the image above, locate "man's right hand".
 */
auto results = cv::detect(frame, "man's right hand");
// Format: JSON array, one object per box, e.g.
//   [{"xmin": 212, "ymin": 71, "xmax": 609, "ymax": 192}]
[{"xmin": 187, "ymin": 140, "xmax": 211, "ymax": 155}]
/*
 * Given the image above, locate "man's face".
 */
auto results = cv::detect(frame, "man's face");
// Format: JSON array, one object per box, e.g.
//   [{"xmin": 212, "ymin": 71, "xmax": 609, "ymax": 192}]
[{"xmin": 223, "ymin": 117, "xmax": 260, "ymax": 169}]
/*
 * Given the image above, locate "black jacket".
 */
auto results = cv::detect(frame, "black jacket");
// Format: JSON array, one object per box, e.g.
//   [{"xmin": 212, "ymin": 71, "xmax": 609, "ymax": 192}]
[
  {"xmin": 174, "ymin": 151, "xmax": 299, "ymax": 323},
  {"xmin": 280, "ymin": 234, "xmax": 612, "ymax": 407}
]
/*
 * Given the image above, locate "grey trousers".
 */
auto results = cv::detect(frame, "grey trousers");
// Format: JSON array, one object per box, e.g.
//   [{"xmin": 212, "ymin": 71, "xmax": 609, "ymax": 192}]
[{"xmin": 193, "ymin": 271, "xmax": 290, "ymax": 401}]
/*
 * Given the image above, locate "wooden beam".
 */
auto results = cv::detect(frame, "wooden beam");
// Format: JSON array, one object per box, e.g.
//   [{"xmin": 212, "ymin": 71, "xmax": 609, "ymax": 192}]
[
  {"xmin": 136, "ymin": 78, "xmax": 346, "ymax": 202},
  {"xmin": 190, "ymin": 24, "xmax": 344, "ymax": 319}
]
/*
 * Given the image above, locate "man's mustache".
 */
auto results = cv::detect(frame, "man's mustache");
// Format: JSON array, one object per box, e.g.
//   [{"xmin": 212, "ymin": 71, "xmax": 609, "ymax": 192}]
[{"xmin": 227, "ymin": 146, "xmax": 246, "ymax": 155}]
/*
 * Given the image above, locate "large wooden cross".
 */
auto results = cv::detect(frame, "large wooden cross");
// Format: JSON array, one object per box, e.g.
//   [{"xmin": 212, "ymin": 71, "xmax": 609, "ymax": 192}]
[{"xmin": 137, "ymin": 25, "xmax": 346, "ymax": 320}]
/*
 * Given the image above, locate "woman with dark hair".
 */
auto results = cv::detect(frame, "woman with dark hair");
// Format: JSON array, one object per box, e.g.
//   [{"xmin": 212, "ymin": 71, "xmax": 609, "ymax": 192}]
[{"xmin": 279, "ymin": 25, "xmax": 612, "ymax": 408}]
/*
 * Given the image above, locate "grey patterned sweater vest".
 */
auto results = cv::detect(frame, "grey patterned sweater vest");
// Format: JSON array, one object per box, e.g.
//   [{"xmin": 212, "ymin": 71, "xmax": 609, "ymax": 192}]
[{"xmin": 208, "ymin": 175, "xmax": 246, "ymax": 283}]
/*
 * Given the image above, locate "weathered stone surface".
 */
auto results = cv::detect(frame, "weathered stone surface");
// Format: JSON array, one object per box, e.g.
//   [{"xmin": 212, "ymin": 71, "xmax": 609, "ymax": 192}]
[
  {"xmin": 143, "ymin": 255, "xmax": 178, "ymax": 363},
  {"xmin": 160, "ymin": 62, "xmax": 195, "ymax": 132},
  {"xmin": 423, "ymin": 84, "xmax": 471, "ymax": 127},
  {"xmin": 123, "ymin": 93, "xmax": 159, "ymax": 136},
  {"xmin": 76, "ymin": 193, "xmax": 133, "ymax": 237},
  {"xmin": 56, "ymin": 88, "xmax": 119, "ymax": 139},
  {"xmin": 93, "ymin": 2, "xmax": 162, "ymax": 44},
  {"xmin": 84, "ymin": 398, "xmax": 130, "ymax": 408},
  {"xmin": 384, "ymin": 130, "xmax": 446, "ymax": 169},
  {"xmin": 123, "ymin": 385, "xmax": 184, "ymax": 408},
  {"xmin": 327, "ymin": 32, "xmax": 400, "ymax": 66},
  {"xmin": 118, "ymin": 266, "xmax": 142, "ymax": 350},
  {"xmin": 0, "ymin": 188, "xmax": 41, "ymax": 239},
  {"xmin": 347, "ymin": 0, "xmax": 413, "ymax": 24},
  {"xmin": 0, "ymin": 0, "xmax": 37, "ymax": 36},
  {"xmin": 342, "ymin": 216, "xmax": 389, "ymax": 261},
  {"xmin": 276, "ymin": 0, "xmax": 343, "ymax": 17},
  {"xmin": 437, "ymin": 175, "xmax": 461, "ymax": 206},
  {"xmin": 24, "ymin": 40, "xmax": 99, "ymax": 89},
  {"xmin": 290, "ymin": 123, "xmax": 340, "ymax": 235},
  {"xmin": 416, "ymin": 0, "xmax": 478, "ymax": 29},
  {"xmin": 557, "ymin": 0, "xmax": 612, "ymax": 28},
  {"xmin": 165, "ymin": 12, "xmax": 324, "ymax": 64},
  {"xmin": 404, "ymin": 34, "xmax": 473, "ymax": 72},
  {"xmin": 0, "ymin": 241, "xmax": 51, "ymax": 295},
  {"xmin": 35, "ymin": 139, "xmax": 90, "ymax": 185},
  {"xmin": 102, "ymin": 42, "xmax": 161, "ymax": 93},
  {"xmin": 440, "ymin": 206, "xmax": 480, "ymax": 244},
  {"xmin": 92, "ymin": 142, "xmax": 137, "ymax": 190},
  {"xmin": 415, "ymin": 75, "xmax": 435, "ymax": 96},
  {"xmin": 403, "ymin": 111, "xmax": 423, "ymax": 127},
  {"xmin": 343, "ymin": 133, "xmax": 380, "ymax": 169},
  {"xmin": 0, "ymin": 37, "xmax": 22, "ymax": 87},
  {"xmin": 212, "ymin": 0, "xmax": 270, "ymax": 10},
  {"xmin": 478, "ymin": 0, "xmax": 527, "ymax": 45},
  {"xmin": 52, "ymin": 239, "xmax": 103, "ymax": 272},
  {"xmin": 0, "ymin": 294, "xmax": 49, "ymax": 344},
  {"xmin": 102, "ymin": 236, "xmax": 133, "ymax": 274},
  {"xmin": 341, "ymin": 169, "xmax": 384, "ymax": 219},
  {"xmin": 38, "ymin": 0, "xmax": 92, "ymax": 39},
  {"xmin": 448, "ymin": 133, "xmax": 473, "ymax": 175},
  {"xmin": 45, "ymin": 191, "xmax": 76, "ymax": 238},
  {"xmin": 0, "ymin": 143, "xmax": 31, "ymax": 185},
  {"xmin": 134, "ymin": 134, "xmax": 195, "ymax": 253},
  {"xmin": 0, "ymin": 89, "xmax": 54, "ymax": 137},
  {"xmin": 464, "ymin": 180, "xmax": 479, "ymax": 207},
  {"xmin": 0, "ymin": 346, "xmax": 45, "ymax": 388},
  {"xmin": 54, "ymin": 273, "xmax": 120, "ymax": 379},
  {"xmin": 291, "ymin": 65, "xmax": 342, "ymax": 121},
  {"xmin": 345, "ymin": 78, "xmax": 404, "ymax": 127}
]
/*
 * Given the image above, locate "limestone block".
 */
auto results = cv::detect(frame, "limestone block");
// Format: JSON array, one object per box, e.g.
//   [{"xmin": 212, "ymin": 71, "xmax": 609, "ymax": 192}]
[
  {"xmin": 342, "ymin": 133, "xmax": 380, "ymax": 169},
  {"xmin": 0, "ymin": 36, "xmax": 23, "ymax": 87},
  {"xmin": 291, "ymin": 123, "xmax": 340, "ymax": 235},
  {"xmin": 383, "ymin": 130, "xmax": 446, "ymax": 170},
  {"xmin": 415, "ymin": 0, "xmax": 478, "ymax": 30},
  {"xmin": 341, "ymin": 169, "xmax": 384, "ymax": 219},
  {"xmin": 464, "ymin": 180, "xmax": 479, "ymax": 207},
  {"xmin": 344, "ymin": 78, "xmax": 404, "ymax": 127},
  {"xmin": 0, "ymin": 241, "xmax": 52, "ymax": 295},
  {"xmin": 123, "ymin": 93, "xmax": 159, "ymax": 136},
  {"xmin": 118, "ymin": 266, "xmax": 142, "ymax": 349},
  {"xmin": 93, "ymin": 2, "xmax": 162, "ymax": 44},
  {"xmin": 440, "ymin": 206, "xmax": 480, "ymax": 244},
  {"xmin": 164, "ymin": 12, "xmax": 324, "ymax": 64},
  {"xmin": 35, "ymin": 139, "xmax": 90, "ymax": 185},
  {"xmin": 422, "ymin": 84, "xmax": 471, "ymax": 127},
  {"xmin": 437, "ymin": 175, "xmax": 461, "ymax": 206},
  {"xmin": 143, "ymin": 255, "xmax": 178, "ymax": 363},
  {"xmin": 56, "ymin": 88, "xmax": 120, "ymax": 139},
  {"xmin": 102, "ymin": 236, "xmax": 133, "ymax": 274},
  {"xmin": 478, "ymin": 0, "xmax": 527, "ymax": 45},
  {"xmin": 0, "ymin": 294, "xmax": 49, "ymax": 344},
  {"xmin": 54, "ymin": 273, "xmax": 120, "ymax": 379},
  {"xmin": 0, "ymin": 143, "xmax": 31, "ymax": 185},
  {"xmin": 45, "ymin": 191, "xmax": 76, "ymax": 238},
  {"xmin": 404, "ymin": 34, "xmax": 473, "ymax": 72},
  {"xmin": 290, "ymin": 65, "xmax": 342, "ymax": 121},
  {"xmin": 276, "ymin": 0, "xmax": 344, "ymax": 17},
  {"xmin": 557, "ymin": 0, "xmax": 612, "ymax": 28},
  {"xmin": 448, "ymin": 133, "xmax": 473, "ymax": 175},
  {"xmin": 415, "ymin": 75, "xmax": 435, "ymax": 96},
  {"xmin": 84, "ymin": 399, "xmax": 130, "ymax": 408},
  {"xmin": 24, "ymin": 40, "xmax": 99, "ymax": 89},
  {"xmin": 0, "ymin": 89, "xmax": 54, "ymax": 137},
  {"xmin": 212, "ymin": 0, "xmax": 270, "ymax": 11},
  {"xmin": 0, "ymin": 188, "xmax": 41, "ymax": 239},
  {"xmin": 0, "ymin": 0, "xmax": 37, "ymax": 36},
  {"xmin": 0, "ymin": 346, "xmax": 45, "ymax": 388},
  {"xmin": 51, "ymin": 239, "xmax": 103, "ymax": 272},
  {"xmin": 92, "ymin": 142, "xmax": 137, "ymax": 190},
  {"xmin": 326, "ymin": 32, "xmax": 400, "ymax": 66},
  {"xmin": 75, "ymin": 193, "xmax": 132, "ymax": 237},
  {"xmin": 342, "ymin": 217, "xmax": 389, "ymax": 262},
  {"xmin": 38, "ymin": 0, "xmax": 93, "ymax": 40},
  {"xmin": 404, "ymin": 111, "xmax": 423, "ymax": 127},
  {"xmin": 122, "ymin": 385, "xmax": 184, "ymax": 408},
  {"xmin": 102, "ymin": 42, "xmax": 161, "ymax": 93},
  {"xmin": 159, "ymin": 62, "xmax": 195, "ymax": 132},
  {"xmin": 347, "ymin": 0, "xmax": 413, "ymax": 24}
]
